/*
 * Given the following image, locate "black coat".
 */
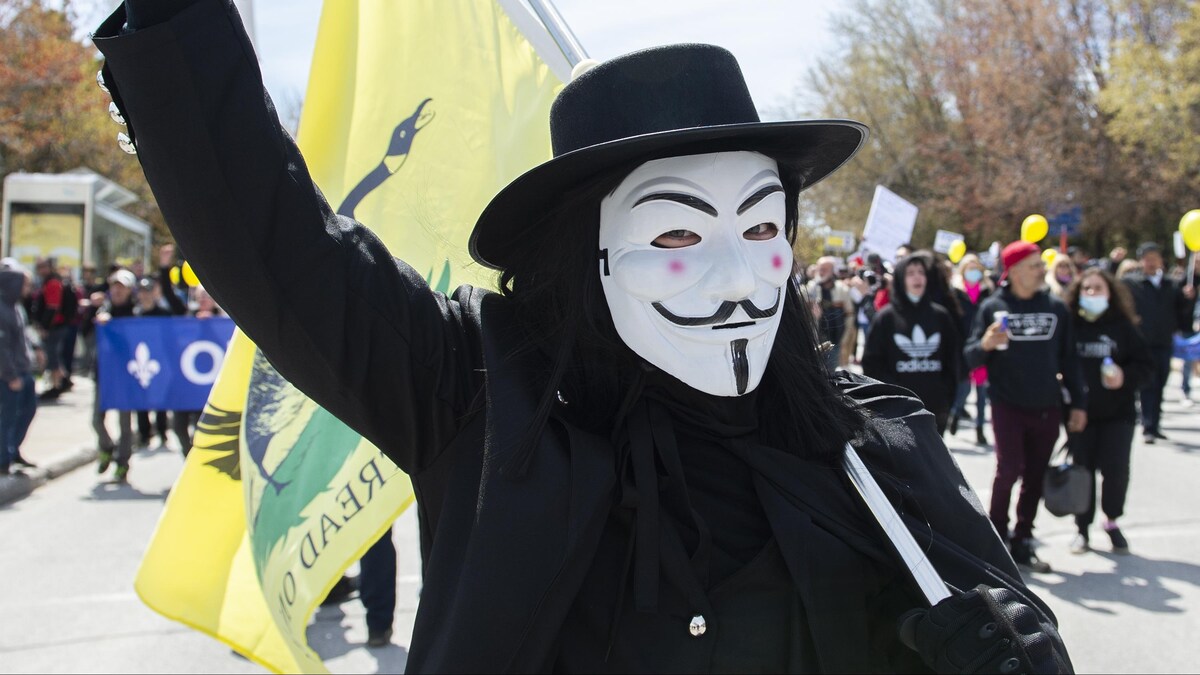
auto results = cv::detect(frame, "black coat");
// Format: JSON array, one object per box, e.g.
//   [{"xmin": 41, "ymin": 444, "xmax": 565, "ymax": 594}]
[
  {"xmin": 1122, "ymin": 273, "xmax": 1193, "ymax": 346},
  {"xmin": 94, "ymin": 2, "xmax": 1063, "ymax": 671}
]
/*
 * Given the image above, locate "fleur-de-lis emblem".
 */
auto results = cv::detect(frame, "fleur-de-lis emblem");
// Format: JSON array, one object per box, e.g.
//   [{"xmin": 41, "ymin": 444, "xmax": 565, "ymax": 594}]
[{"xmin": 127, "ymin": 342, "xmax": 160, "ymax": 389}]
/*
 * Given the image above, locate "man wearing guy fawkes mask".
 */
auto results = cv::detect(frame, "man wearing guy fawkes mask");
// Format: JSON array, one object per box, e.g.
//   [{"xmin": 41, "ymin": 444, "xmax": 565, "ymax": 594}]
[{"xmin": 94, "ymin": 1, "xmax": 1071, "ymax": 671}]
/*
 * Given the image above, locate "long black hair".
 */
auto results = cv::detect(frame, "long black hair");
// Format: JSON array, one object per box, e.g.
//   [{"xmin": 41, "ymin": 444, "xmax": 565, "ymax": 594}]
[{"xmin": 496, "ymin": 154, "xmax": 865, "ymax": 475}]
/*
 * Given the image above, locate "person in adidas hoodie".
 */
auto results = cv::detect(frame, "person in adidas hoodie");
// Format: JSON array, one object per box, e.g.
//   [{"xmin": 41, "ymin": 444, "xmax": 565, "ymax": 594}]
[
  {"xmin": 863, "ymin": 254, "xmax": 960, "ymax": 434},
  {"xmin": 965, "ymin": 240, "xmax": 1087, "ymax": 574},
  {"xmin": 1062, "ymin": 267, "xmax": 1153, "ymax": 556}
]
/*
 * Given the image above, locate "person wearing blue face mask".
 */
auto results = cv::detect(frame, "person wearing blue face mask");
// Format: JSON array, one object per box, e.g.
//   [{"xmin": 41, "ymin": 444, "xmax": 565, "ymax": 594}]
[
  {"xmin": 950, "ymin": 254, "xmax": 994, "ymax": 444},
  {"xmin": 1063, "ymin": 267, "xmax": 1153, "ymax": 555}
]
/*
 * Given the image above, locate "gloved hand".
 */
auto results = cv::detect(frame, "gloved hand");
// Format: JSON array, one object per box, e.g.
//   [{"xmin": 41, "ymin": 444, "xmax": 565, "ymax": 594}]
[{"xmin": 897, "ymin": 584, "xmax": 1072, "ymax": 674}]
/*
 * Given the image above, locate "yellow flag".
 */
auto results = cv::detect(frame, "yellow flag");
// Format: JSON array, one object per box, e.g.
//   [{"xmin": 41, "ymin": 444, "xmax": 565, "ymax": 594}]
[{"xmin": 135, "ymin": 1, "xmax": 564, "ymax": 672}]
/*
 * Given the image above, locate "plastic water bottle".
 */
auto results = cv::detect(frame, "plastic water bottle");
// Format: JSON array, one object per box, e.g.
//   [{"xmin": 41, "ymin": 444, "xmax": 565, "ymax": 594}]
[
  {"xmin": 1101, "ymin": 356, "xmax": 1118, "ymax": 381},
  {"xmin": 994, "ymin": 311, "xmax": 1009, "ymax": 351}
]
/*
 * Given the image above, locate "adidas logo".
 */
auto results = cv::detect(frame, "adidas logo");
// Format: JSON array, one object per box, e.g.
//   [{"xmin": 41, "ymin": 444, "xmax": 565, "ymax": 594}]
[
  {"xmin": 895, "ymin": 325, "xmax": 940, "ymax": 359},
  {"xmin": 895, "ymin": 325, "xmax": 943, "ymax": 373}
]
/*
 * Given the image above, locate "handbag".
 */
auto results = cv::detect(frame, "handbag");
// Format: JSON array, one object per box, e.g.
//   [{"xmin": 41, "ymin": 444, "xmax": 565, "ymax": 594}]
[{"xmin": 1042, "ymin": 441, "xmax": 1092, "ymax": 517}]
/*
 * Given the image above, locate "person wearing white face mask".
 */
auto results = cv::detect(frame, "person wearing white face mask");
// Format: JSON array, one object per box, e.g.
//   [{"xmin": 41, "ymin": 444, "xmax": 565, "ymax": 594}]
[
  {"xmin": 1063, "ymin": 268, "xmax": 1153, "ymax": 555},
  {"xmin": 863, "ymin": 255, "xmax": 960, "ymax": 435},
  {"xmin": 92, "ymin": 3, "xmax": 1074, "ymax": 670}
]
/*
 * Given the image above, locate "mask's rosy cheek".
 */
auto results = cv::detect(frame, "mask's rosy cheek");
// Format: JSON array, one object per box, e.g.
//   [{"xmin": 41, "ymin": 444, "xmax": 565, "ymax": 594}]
[
  {"xmin": 668, "ymin": 259, "xmax": 686, "ymax": 274},
  {"xmin": 771, "ymin": 254, "xmax": 783, "ymax": 271}
]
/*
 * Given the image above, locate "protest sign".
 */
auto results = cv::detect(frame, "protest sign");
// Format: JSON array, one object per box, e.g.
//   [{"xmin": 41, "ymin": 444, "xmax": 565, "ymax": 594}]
[{"xmin": 861, "ymin": 185, "xmax": 918, "ymax": 262}]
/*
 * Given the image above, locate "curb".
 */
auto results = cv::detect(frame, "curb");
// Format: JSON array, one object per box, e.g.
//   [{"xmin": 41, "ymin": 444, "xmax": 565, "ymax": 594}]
[{"xmin": 0, "ymin": 446, "xmax": 98, "ymax": 507}]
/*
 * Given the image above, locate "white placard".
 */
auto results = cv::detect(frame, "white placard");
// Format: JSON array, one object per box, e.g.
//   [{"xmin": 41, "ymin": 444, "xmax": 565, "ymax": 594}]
[
  {"xmin": 861, "ymin": 185, "xmax": 919, "ymax": 263},
  {"xmin": 932, "ymin": 229, "xmax": 964, "ymax": 254}
]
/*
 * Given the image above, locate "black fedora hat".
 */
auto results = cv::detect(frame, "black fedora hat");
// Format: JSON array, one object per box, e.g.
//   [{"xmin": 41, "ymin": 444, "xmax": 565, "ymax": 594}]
[{"xmin": 468, "ymin": 43, "xmax": 869, "ymax": 271}]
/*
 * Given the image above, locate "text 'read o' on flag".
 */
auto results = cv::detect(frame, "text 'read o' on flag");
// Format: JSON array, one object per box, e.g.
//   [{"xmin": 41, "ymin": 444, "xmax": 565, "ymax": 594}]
[{"xmin": 134, "ymin": 1, "xmax": 568, "ymax": 673}]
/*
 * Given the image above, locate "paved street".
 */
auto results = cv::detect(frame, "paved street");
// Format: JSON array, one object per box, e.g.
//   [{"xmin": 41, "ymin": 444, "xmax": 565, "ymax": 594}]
[{"xmin": 1, "ymin": 373, "xmax": 1198, "ymax": 673}]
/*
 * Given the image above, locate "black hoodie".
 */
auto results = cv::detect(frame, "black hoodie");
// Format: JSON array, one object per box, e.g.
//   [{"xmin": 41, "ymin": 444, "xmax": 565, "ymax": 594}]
[
  {"xmin": 964, "ymin": 286, "xmax": 1086, "ymax": 411},
  {"xmin": 1073, "ymin": 308, "xmax": 1153, "ymax": 422},
  {"xmin": 863, "ymin": 292, "xmax": 960, "ymax": 415}
]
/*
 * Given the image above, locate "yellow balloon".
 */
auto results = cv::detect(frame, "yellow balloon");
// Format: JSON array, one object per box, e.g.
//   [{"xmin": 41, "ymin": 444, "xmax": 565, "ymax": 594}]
[
  {"xmin": 181, "ymin": 261, "xmax": 200, "ymax": 287},
  {"xmin": 1041, "ymin": 248, "xmax": 1057, "ymax": 265},
  {"xmin": 1181, "ymin": 209, "xmax": 1200, "ymax": 252},
  {"xmin": 1021, "ymin": 214, "xmax": 1049, "ymax": 243},
  {"xmin": 948, "ymin": 239, "xmax": 967, "ymax": 263},
  {"xmin": 168, "ymin": 266, "xmax": 181, "ymax": 286}
]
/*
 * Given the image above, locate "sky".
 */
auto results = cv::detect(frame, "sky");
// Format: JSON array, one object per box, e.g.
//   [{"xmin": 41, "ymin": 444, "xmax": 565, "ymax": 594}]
[{"xmin": 80, "ymin": 0, "xmax": 845, "ymax": 121}]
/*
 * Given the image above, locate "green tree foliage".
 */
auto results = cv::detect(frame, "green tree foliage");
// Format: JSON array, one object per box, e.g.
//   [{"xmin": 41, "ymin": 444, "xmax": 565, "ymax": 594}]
[
  {"xmin": 0, "ymin": 0, "xmax": 166, "ymax": 241},
  {"xmin": 789, "ymin": 0, "xmax": 1197, "ymax": 253},
  {"xmin": 1099, "ymin": 1, "xmax": 1199, "ymax": 215}
]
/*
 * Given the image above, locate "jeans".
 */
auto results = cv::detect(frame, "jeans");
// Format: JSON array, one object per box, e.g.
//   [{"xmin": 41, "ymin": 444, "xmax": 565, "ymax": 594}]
[
  {"xmin": 61, "ymin": 324, "xmax": 78, "ymax": 377},
  {"xmin": 1069, "ymin": 418, "xmax": 1134, "ymax": 532},
  {"xmin": 990, "ymin": 401, "xmax": 1061, "ymax": 541},
  {"xmin": 952, "ymin": 381, "xmax": 989, "ymax": 429},
  {"xmin": 0, "ymin": 373, "xmax": 37, "ymax": 467},
  {"xmin": 359, "ymin": 528, "xmax": 396, "ymax": 633},
  {"xmin": 1139, "ymin": 345, "xmax": 1173, "ymax": 434},
  {"xmin": 93, "ymin": 389, "xmax": 133, "ymax": 467}
]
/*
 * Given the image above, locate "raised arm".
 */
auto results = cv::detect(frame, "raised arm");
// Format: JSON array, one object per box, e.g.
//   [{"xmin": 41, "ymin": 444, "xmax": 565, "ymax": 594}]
[{"xmin": 93, "ymin": 0, "xmax": 485, "ymax": 472}]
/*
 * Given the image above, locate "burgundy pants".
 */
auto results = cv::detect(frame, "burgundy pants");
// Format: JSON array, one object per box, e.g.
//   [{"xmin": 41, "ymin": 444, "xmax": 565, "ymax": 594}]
[{"xmin": 989, "ymin": 401, "xmax": 1061, "ymax": 541}]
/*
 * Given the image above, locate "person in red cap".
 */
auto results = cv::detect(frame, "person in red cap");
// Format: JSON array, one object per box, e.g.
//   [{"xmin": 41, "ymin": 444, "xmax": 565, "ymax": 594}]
[{"xmin": 965, "ymin": 240, "xmax": 1087, "ymax": 573}]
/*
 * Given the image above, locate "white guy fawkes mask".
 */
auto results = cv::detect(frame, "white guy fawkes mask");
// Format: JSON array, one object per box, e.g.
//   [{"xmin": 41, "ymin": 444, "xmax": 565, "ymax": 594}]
[{"xmin": 598, "ymin": 151, "xmax": 793, "ymax": 396}]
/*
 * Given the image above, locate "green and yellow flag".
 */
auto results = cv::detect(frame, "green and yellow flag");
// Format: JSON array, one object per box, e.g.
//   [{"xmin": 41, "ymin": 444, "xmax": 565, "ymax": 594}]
[{"xmin": 134, "ymin": 1, "xmax": 567, "ymax": 671}]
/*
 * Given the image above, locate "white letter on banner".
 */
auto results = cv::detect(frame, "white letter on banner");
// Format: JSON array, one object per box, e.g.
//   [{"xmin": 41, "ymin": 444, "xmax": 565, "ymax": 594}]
[{"xmin": 180, "ymin": 341, "xmax": 225, "ymax": 386}]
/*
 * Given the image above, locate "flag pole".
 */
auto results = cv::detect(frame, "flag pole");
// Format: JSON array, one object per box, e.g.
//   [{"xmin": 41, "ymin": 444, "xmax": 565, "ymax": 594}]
[{"xmin": 525, "ymin": 0, "xmax": 589, "ymax": 67}]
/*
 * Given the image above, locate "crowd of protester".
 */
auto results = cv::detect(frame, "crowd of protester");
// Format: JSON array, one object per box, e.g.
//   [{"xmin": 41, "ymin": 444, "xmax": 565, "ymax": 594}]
[
  {"xmin": 798, "ymin": 237, "xmax": 1198, "ymax": 574},
  {"xmin": 0, "ymin": 246, "xmax": 222, "ymax": 480}
]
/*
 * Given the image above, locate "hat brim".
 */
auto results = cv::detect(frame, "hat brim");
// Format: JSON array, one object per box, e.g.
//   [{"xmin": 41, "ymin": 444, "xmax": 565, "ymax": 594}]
[{"xmin": 469, "ymin": 119, "xmax": 869, "ymax": 271}]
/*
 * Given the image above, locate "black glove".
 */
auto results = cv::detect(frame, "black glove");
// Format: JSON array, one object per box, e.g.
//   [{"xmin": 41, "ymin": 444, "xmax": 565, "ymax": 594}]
[{"xmin": 898, "ymin": 584, "xmax": 1072, "ymax": 674}]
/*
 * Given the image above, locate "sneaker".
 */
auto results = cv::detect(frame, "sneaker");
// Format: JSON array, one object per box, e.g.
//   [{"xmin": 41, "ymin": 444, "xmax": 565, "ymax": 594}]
[
  {"xmin": 11, "ymin": 455, "xmax": 36, "ymax": 469},
  {"xmin": 366, "ymin": 627, "xmax": 393, "ymax": 648},
  {"xmin": 976, "ymin": 428, "xmax": 988, "ymax": 446},
  {"xmin": 114, "ymin": 464, "xmax": 129, "ymax": 483},
  {"xmin": 1069, "ymin": 532, "xmax": 1090, "ymax": 555},
  {"xmin": 1181, "ymin": 397, "xmax": 1194, "ymax": 408},
  {"xmin": 949, "ymin": 415, "xmax": 959, "ymax": 435},
  {"xmin": 1011, "ymin": 538, "xmax": 1052, "ymax": 573},
  {"xmin": 37, "ymin": 387, "xmax": 61, "ymax": 401},
  {"xmin": 1143, "ymin": 433, "xmax": 1156, "ymax": 445},
  {"xmin": 1105, "ymin": 526, "xmax": 1130, "ymax": 554},
  {"xmin": 1152, "ymin": 430, "xmax": 1168, "ymax": 440},
  {"xmin": 97, "ymin": 450, "xmax": 113, "ymax": 474}
]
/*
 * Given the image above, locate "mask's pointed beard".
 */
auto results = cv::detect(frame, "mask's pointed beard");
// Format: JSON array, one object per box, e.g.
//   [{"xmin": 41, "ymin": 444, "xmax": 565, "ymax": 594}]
[{"xmin": 730, "ymin": 338, "xmax": 750, "ymax": 395}]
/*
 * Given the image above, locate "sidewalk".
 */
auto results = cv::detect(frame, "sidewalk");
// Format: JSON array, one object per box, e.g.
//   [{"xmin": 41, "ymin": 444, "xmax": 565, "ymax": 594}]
[{"xmin": 0, "ymin": 377, "xmax": 101, "ymax": 505}]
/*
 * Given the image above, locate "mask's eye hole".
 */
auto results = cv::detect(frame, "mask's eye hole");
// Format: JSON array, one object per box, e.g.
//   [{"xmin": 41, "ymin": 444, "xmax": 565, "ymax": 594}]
[
  {"xmin": 743, "ymin": 223, "xmax": 779, "ymax": 240},
  {"xmin": 651, "ymin": 230, "xmax": 702, "ymax": 248}
]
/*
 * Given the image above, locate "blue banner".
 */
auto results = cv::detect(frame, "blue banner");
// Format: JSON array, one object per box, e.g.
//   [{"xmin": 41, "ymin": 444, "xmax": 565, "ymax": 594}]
[
  {"xmin": 1175, "ymin": 333, "xmax": 1200, "ymax": 361},
  {"xmin": 97, "ymin": 317, "xmax": 236, "ymax": 411}
]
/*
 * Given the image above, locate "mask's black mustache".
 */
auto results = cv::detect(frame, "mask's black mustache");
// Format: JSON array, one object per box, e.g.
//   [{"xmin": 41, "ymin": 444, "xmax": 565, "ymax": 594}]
[{"xmin": 651, "ymin": 289, "xmax": 780, "ymax": 327}]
